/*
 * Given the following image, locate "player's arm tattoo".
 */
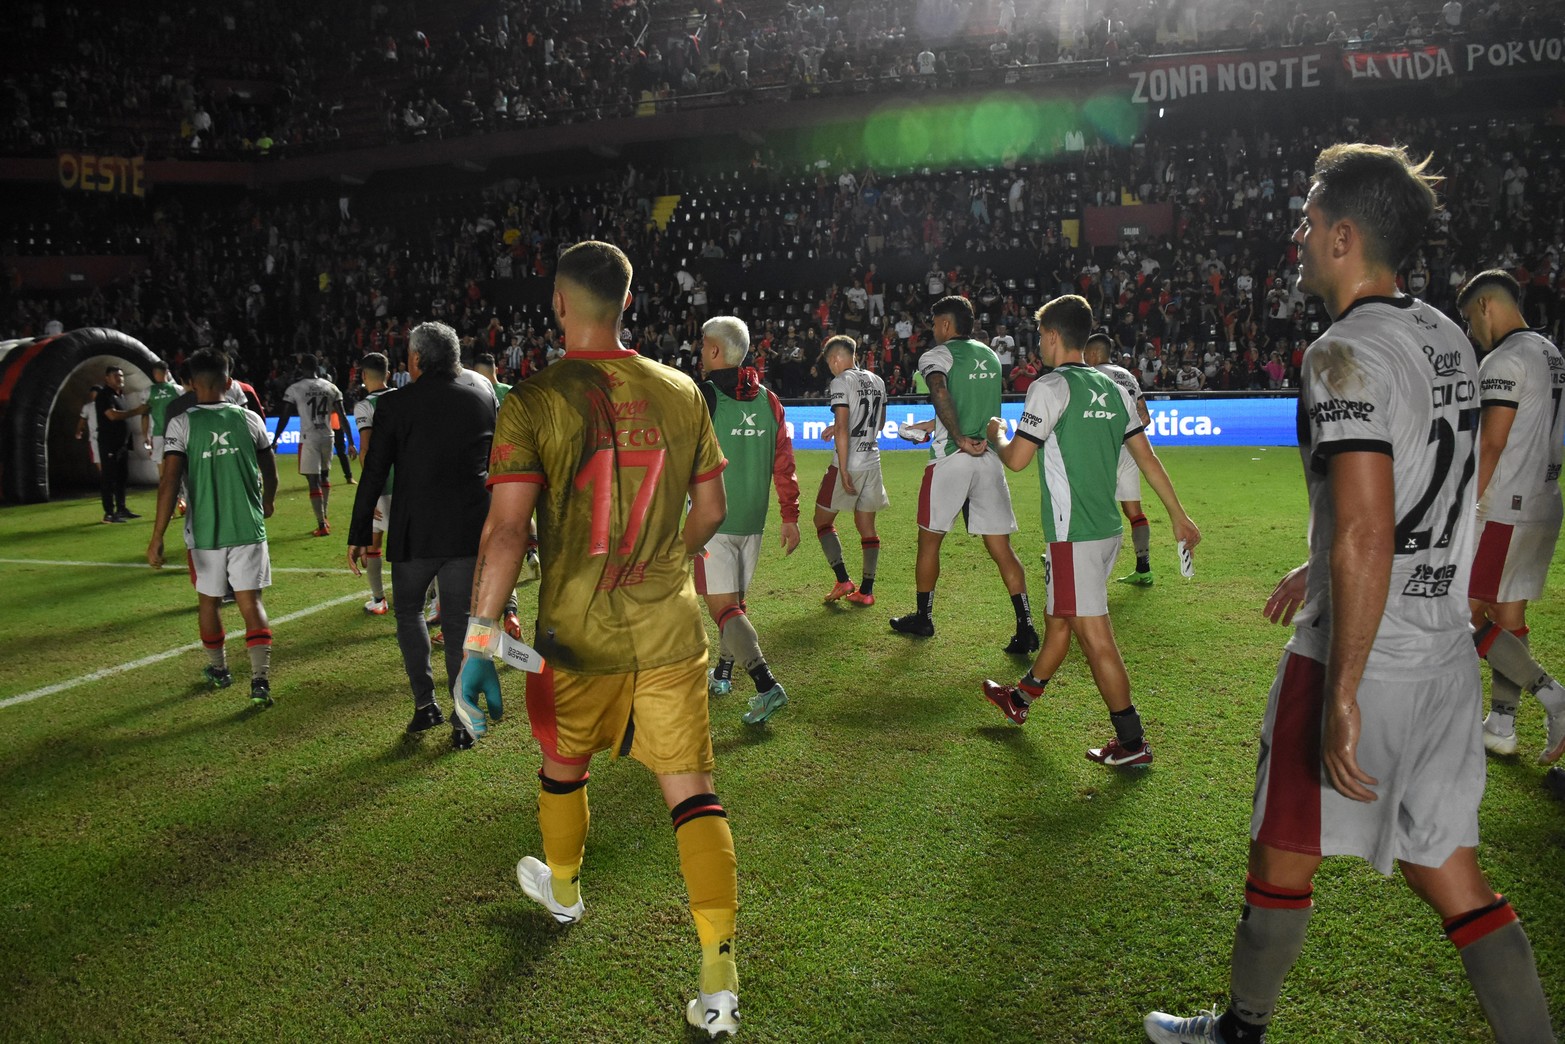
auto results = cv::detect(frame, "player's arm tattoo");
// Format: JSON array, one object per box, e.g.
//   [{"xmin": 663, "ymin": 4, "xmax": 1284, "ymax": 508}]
[{"xmin": 926, "ymin": 372, "xmax": 962, "ymax": 440}]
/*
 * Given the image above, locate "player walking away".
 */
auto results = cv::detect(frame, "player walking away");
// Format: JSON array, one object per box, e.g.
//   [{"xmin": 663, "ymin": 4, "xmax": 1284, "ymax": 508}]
[
  {"xmin": 353, "ymin": 353, "xmax": 394, "ymax": 615},
  {"xmin": 816, "ymin": 334, "xmax": 888, "ymax": 607},
  {"xmin": 474, "ymin": 351, "xmax": 540, "ymax": 584},
  {"xmin": 270, "ymin": 354, "xmax": 350, "ymax": 536},
  {"xmin": 698, "ymin": 315, "xmax": 800, "ymax": 726},
  {"xmin": 461, "ymin": 241, "xmax": 739, "ymax": 1037},
  {"xmin": 1457, "ymin": 269, "xmax": 1565, "ymax": 765},
  {"xmin": 1083, "ymin": 333, "xmax": 1158, "ymax": 585},
  {"xmin": 980, "ymin": 296, "xmax": 1199, "ymax": 767},
  {"xmin": 95, "ymin": 365, "xmax": 149, "ymax": 523},
  {"xmin": 1146, "ymin": 144, "xmax": 1553, "ymax": 1044},
  {"xmin": 141, "ymin": 361, "xmax": 186, "ymax": 515},
  {"xmin": 890, "ymin": 295, "xmax": 1037, "ymax": 655},
  {"xmin": 473, "ymin": 352, "xmax": 512, "ymax": 406},
  {"xmin": 146, "ymin": 349, "xmax": 279, "ymax": 707}
]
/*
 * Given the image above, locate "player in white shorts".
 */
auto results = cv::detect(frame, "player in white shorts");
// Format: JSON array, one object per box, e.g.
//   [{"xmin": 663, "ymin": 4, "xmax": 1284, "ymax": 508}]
[
  {"xmin": 1456, "ymin": 268, "xmax": 1565, "ymax": 764},
  {"xmin": 980, "ymin": 295, "xmax": 1199, "ymax": 768},
  {"xmin": 814, "ymin": 335, "xmax": 889, "ymax": 607},
  {"xmin": 147, "ymin": 348, "xmax": 279, "ymax": 708},
  {"xmin": 889, "ymin": 296, "xmax": 1036, "ymax": 657},
  {"xmin": 270, "ymin": 353, "xmax": 350, "ymax": 537},
  {"xmin": 351, "ymin": 353, "xmax": 395, "ymax": 615},
  {"xmin": 1084, "ymin": 333, "xmax": 1159, "ymax": 585},
  {"xmin": 1145, "ymin": 142, "xmax": 1552, "ymax": 1044}
]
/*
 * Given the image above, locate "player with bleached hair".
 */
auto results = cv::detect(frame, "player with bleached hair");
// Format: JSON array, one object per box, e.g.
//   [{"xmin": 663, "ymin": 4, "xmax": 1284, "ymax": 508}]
[
  {"xmin": 697, "ymin": 314, "xmax": 800, "ymax": 726},
  {"xmin": 1146, "ymin": 142, "xmax": 1553, "ymax": 1044}
]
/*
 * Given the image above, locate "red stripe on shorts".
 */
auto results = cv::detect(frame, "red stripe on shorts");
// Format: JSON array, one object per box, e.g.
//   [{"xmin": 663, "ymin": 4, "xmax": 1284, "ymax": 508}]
[
  {"xmin": 917, "ymin": 464, "xmax": 935, "ymax": 529},
  {"xmin": 1255, "ymin": 653, "xmax": 1326, "ymax": 857},
  {"xmin": 1468, "ymin": 521, "xmax": 1513, "ymax": 604},
  {"xmin": 1048, "ymin": 542, "xmax": 1077, "ymax": 616},
  {"xmin": 693, "ymin": 551, "xmax": 708, "ymax": 595},
  {"xmin": 524, "ymin": 667, "xmax": 591, "ymax": 766},
  {"xmin": 816, "ymin": 466, "xmax": 837, "ymax": 509}
]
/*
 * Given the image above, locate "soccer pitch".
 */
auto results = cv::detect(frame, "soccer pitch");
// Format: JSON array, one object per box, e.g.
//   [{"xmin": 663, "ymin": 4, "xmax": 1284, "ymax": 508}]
[{"xmin": 1, "ymin": 446, "xmax": 1561, "ymax": 1042}]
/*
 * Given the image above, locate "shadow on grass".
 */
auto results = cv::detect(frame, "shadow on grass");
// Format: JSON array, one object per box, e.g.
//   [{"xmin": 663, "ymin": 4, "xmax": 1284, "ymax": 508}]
[{"xmin": 713, "ymin": 727, "xmax": 774, "ymax": 755}]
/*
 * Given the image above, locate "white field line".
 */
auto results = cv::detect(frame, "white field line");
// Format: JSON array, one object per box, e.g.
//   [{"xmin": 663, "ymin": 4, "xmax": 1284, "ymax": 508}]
[
  {"xmin": 0, "ymin": 557, "xmax": 347, "ymax": 575},
  {"xmin": 0, "ymin": 591, "xmax": 365, "ymax": 710}
]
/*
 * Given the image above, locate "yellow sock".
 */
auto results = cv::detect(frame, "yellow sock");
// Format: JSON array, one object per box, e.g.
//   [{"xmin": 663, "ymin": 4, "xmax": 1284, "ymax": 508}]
[
  {"xmin": 538, "ymin": 772, "xmax": 589, "ymax": 908},
  {"xmin": 672, "ymin": 794, "xmax": 738, "ymax": 996}
]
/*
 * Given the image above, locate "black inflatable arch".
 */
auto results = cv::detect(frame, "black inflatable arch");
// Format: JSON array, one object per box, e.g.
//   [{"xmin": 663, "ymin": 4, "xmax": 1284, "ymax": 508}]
[{"xmin": 0, "ymin": 328, "xmax": 162, "ymax": 504}]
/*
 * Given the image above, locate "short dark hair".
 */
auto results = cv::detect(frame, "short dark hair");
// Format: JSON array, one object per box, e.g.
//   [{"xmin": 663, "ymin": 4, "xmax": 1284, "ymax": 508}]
[
  {"xmin": 151, "ymin": 360, "xmax": 168, "ymax": 374},
  {"xmin": 1310, "ymin": 143, "xmax": 1439, "ymax": 271},
  {"xmin": 475, "ymin": 352, "xmax": 496, "ymax": 367},
  {"xmin": 557, "ymin": 241, "xmax": 632, "ymax": 317},
  {"xmin": 360, "ymin": 352, "xmax": 388, "ymax": 376},
  {"xmin": 931, "ymin": 295, "xmax": 974, "ymax": 337},
  {"xmin": 1083, "ymin": 332, "xmax": 1117, "ymax": 362},
  {"xmin": 188, "ymin": 348, "xmax": 230, "ymax": 385},
  {"xmin": 1456, "ymin": 269, "xmax": 1521, "ymax": 311},
  {"xmin": 1035, "ymin": 295, "xmax": 1094, "ymax": 350},
  {"xmin": 299, "ymin": 353, "xmax": 318, "ymax": 373},
  {"xmin": 104, "ymin": 364, "xmax": 124, "ymax": 376}
]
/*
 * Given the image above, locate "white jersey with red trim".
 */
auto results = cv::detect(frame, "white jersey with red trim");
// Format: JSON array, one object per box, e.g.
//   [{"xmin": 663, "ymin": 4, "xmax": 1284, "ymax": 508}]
[
  {"xmin": 827, "ymin": 366, "xmax": 886, "ymax": 470},
  {"xmin": 1287, "ymin": 295, "xmax": 1479, "ymax": 678},
  {"xmin": 1476, "ymin": 328, "xmax": 1565, "ymax": 526}
]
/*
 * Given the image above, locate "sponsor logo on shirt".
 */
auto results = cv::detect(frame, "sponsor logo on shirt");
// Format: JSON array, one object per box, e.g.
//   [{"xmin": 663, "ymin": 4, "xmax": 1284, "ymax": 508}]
[
  {"xmin": 1020, "ymin": 411, "xmax": 1043, "ymax": 427},
  {"xmin": 1309, "ymin": 398, "xmax": 1375, "ymax": 424},
  {"xmin": 730, "ymin": 411, "xmax": 768, "ymax": 436},
  {"xmin": 1480, "ymin": 377, "xmax": 1517, "ymax": 393},
  {"xmin": 1422, "ymin": 344, "xmax": 1464, "ymax": 377},
  {"xmin": 967, "ymin": 360, "xmax": 996, "ymax": 380},
  {"xmin": 1081, "ymin": 388, "xmax": 1118, "ymax": 420},
  {"xmin": 1403, "ymin": 562, "xmax": 1457, "ymax": 598}
]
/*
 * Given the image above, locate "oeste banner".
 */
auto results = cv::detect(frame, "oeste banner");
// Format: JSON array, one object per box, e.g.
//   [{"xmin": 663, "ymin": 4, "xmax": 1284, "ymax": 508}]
[{"xmin": 57, "ymin": 153, "xmax": 147, "ymax": 198}]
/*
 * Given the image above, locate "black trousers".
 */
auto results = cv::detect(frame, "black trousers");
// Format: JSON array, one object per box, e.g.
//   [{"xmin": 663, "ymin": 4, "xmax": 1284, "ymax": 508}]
[{"xmin": 99, "ymin": 445, "xmax": 129, "ymax": 515}]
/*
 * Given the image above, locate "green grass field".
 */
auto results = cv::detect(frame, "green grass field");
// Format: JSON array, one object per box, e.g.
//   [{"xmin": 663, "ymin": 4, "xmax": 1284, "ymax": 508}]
[{"xmin": 1, "ymin": 446, "xmax": 1561, "ymax": 1043}]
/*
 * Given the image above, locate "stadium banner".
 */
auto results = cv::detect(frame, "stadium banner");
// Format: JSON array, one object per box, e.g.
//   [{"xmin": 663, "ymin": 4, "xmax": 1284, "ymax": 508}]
[
  {"xmin": 1124, "ymin": 47, "xmax": 1328, "ymax": 105},
  {"xmin": 265, "ymin": 416, "xmax": 359, "ymax": 454},
  {"xmin": 1343, "ymin": 37, "xmax": 1565, "ymax": 85},
  {"xmin": 778, "ymin": 396, "xmax": 1300, "ymax": 451},
  {"xmin": 1341, "ymin": 45, "xmax": 1455, "ymax": 83},
  {"xmin": 57, "ymin": 153, "xmax": 147, "ymax": 198}
]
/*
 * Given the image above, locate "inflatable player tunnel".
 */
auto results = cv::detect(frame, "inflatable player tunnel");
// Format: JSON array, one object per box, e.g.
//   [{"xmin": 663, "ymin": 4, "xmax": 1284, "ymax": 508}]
[{"xmin": 0, "ymin": 328, "xmax": 162, "ymax": 504}]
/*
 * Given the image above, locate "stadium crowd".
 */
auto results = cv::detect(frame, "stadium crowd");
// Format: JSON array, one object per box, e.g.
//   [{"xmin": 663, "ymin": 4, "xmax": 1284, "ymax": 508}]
[
  {"xmin": 0, "ymin": 0, "xmax": 1524, "ymax": 158},
  {"xmin": 7, "ymin": 103, "xmax": 1564, "ymax": 412}
]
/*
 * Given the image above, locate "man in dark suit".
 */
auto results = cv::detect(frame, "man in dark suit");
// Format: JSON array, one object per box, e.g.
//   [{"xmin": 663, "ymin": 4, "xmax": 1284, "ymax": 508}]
[{"xmin": 348, "ymin": 321, "xmax": 496, "ymax": 748}]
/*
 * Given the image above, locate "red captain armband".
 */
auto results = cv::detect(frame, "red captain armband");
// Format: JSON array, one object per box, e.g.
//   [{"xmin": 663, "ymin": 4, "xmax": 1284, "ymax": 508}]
[{"xmin": 463, "ymin": 617, "xmax": 502, "ymax": 657}]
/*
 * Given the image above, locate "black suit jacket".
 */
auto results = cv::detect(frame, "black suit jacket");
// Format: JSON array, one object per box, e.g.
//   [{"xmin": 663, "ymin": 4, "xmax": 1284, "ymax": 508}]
[{"xmin": 347, "ymin": 372, "xmax": 495, "ymax": 560}]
